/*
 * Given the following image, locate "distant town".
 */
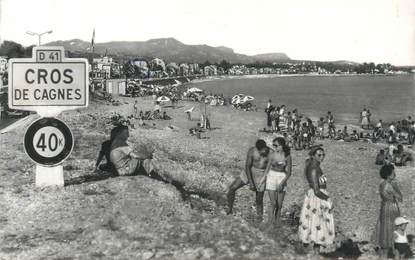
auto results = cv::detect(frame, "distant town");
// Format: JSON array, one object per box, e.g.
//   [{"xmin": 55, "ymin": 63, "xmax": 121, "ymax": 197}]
[{"xmin": 0, "ymin": 39, "xmax": 414, "ymax": 84}]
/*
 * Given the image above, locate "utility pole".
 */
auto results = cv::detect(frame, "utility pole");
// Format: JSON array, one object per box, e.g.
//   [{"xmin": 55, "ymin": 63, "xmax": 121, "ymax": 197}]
[
  {"xmin": 0, "ymin": 0, "xmax": 3, "ymax": 46},
  {"xmin": 26, "ymin": 30, "xmax": 53, "ymax": 46}
]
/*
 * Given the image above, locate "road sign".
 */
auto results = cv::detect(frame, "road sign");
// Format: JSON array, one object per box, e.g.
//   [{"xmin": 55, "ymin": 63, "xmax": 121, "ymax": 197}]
[
  {"xmin": 8, "ymin": 46, "xmax": 88, "ymax": 115},
  {"xmin": 24, "ymin": 117, "xmax": 73, "ymax": 166}
]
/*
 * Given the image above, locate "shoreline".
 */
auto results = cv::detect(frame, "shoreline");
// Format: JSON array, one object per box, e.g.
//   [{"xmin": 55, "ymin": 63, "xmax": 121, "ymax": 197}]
[{"xmin": 190, "ymin": 72, "xmax": 412, "ymax": 84}]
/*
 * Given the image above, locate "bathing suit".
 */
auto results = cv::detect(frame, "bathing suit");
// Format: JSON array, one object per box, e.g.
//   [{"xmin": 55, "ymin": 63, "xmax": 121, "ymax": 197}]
[
  {"xmin": 240, "ymin": 168, "xmax": 266, "ymax": 192},
  {"xmin": 266, "ymin": 170, "xmax": 286, "ymax": 191}
]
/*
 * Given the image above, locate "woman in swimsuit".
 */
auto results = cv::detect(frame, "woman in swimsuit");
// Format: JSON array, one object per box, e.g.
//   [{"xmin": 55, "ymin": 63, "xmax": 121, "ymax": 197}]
[{"xmin": 262, "ymin": 137, "xmax": 292, "ymax": 227}]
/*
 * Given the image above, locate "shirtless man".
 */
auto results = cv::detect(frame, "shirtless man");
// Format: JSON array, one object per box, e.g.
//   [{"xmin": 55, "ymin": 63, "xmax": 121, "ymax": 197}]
[{"xmin": 226, "ymin": 139, "xmax": 270, "ymax": 220}]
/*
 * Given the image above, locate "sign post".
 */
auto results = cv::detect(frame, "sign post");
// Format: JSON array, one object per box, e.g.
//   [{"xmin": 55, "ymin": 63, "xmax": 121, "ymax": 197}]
[{"xmin": 8, "ymin": 46, "xmax": 88, "ymax": 187}]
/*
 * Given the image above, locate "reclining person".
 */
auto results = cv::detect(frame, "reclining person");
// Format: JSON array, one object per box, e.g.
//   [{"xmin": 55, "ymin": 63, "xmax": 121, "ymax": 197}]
[
  {"xmin": 110, "ymin": 125, "xmax": 156, "ymax": 176},
  {"xmin": 394, "ymin": 144, "xmax": 413, "ymax": 166},
  {"xmin": 94, "ymin": 127, "xmax": 121, "ymax": 174}
]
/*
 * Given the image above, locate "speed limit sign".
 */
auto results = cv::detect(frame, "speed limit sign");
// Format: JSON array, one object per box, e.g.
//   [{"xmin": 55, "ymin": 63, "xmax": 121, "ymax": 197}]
[{"xmin": 24, "ymin": 117, "xmax": 73, "ymax": 166}]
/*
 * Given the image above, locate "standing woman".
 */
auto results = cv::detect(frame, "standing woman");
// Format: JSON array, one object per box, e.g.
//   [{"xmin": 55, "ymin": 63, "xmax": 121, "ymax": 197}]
[
  {"xmin": 373, "ymin": 164, "xmax": 402, "ymax": 259},
  {"xmin": 263, "ymin": 137, "xmax": 292, "ymax": 227},
  {"xmin": 298, "ymin": 146, "xmax": 335, "ymax": 253}
]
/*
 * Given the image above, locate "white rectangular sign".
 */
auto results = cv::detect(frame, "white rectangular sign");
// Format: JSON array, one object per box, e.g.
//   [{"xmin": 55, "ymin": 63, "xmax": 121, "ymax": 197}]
[
  {"xmin": 11, "ymin": 62, "xmax": 87, "ymax": 106},
  {"xmin": 8, "ymin": 46, "xmax": 89, "ymax": 113}
]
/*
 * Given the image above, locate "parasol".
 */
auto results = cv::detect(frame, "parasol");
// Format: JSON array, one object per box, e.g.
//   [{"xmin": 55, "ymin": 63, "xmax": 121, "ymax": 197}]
[{"xmin": 157, "ymin": 96, "xmax": 171, "ymax": 102}]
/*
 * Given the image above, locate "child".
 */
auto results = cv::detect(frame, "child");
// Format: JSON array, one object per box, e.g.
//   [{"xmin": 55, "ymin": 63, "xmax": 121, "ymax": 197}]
[
  {"xmin": 375, "ymin": 149, "xmax": 386, "ymax": 165},
  {"xmin": 317, "ymin": 117, "xmax": 325, "ymax": 139},
  {"xmin": 393, "ymin": 217, "xmax": 412, "ymax": 259},
  {"xmin": 343, "ymin": 126, "xmax": 349, "ymax": 137},
  {"xmin": 133, "ymin": 100, "xmax": 138, "ymax": 118},
  {"xmin": 351, "ymin": 130, "xmax": 359, "ymax": 141}
]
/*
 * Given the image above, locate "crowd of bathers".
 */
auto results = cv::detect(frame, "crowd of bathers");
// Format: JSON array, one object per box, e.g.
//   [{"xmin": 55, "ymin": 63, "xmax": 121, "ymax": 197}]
[
  {"xmin": 264, "ymin": 101, "xmax": 415, "ymax": 150},
  {"xmin": 264, "ymin": 100, "xmax": 338, "ymax": 150}
]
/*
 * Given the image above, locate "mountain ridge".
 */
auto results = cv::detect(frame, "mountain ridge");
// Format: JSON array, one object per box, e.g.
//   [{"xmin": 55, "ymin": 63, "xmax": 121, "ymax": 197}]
[{"xmin": 45, "ymin": 38, "xmax": 291, "ymax": 64}]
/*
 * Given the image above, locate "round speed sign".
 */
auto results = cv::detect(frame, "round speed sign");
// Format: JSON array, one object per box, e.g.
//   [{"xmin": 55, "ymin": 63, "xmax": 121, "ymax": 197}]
[{"xmin": 24, "ymin": 117, "xmax": 73, "ymax": 166}]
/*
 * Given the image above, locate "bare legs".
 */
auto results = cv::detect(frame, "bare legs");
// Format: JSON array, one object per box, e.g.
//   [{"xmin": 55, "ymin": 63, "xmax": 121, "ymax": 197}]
[
  {"xmin": 226, "ymin": 178, "xmax": 245, "ymax": 214},
  {"xmin": 267, "ymin": 190, "xmax": 286, "ymax": 227},
  {"xmin": 226, "ymin": 178, "xmax": 264, "ymax": 220},
  {"xmin": 255, "ymin": 191, "xmax": 264, "ymax": 221}
]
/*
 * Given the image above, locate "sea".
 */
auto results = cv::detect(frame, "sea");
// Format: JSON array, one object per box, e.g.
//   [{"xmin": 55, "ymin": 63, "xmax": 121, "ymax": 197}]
[{"xmin": 192, "ymin": 74, "xmax": 415, "ymax": 125}]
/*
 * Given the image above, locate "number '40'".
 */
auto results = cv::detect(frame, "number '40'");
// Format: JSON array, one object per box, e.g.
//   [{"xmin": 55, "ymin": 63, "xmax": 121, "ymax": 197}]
[{"xmin": 36, "ymin": 133, "xmax": 58, "ymax": 152}]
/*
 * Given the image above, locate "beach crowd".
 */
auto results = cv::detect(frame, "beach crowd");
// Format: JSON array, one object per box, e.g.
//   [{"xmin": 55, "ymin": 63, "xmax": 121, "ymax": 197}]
[{"xmin": 91, "ymin": 88, "xmax": 414, "ymax": 259}]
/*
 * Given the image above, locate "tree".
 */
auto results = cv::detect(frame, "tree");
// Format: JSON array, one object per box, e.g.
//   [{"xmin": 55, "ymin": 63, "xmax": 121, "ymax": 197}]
[
  {"xmin": 24, "ymin": 45, "xmax": 35, "ymax": 58},
  {"xmin": 0, "ymin": 41, "xmax": 25, "ymax": 58},
  {"xmin": 123, "ymin": 62, "xmax": 135, "ymax": 78},
  {"xmin": 219, "ymin": 59, "xmax": 231, "ymax": 72}
]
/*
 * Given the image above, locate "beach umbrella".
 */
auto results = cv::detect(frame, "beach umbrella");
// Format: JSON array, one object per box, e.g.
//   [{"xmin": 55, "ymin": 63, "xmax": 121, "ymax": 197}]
[
  {"xmin": 231, "ymin": 98, "xmax": 242, "ymax": 105},
  {"xmin": 184, "ymin": 106, "xmax": 195, "ymax": 113},
  {"xmin": 173, "ymin": 79, "xmax": 182, "ymax": 87},
  {"xmin": 232, "ymin": 94, "xmax": 245, "ymax": 101},
  {"xmin": 188, "ymin": 87, "xmax": 203, "ymax": 93},
  {"xmin": 157, "ymin": 96, "xmax": 171, "ymax": 102},
  {"xmin": 242, "ymin": 96, "xmax": 255, "ymax": 103}
]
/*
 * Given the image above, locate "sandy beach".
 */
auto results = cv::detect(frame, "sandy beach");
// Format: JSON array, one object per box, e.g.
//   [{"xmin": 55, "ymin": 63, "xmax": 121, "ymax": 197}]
[{"xmin": 0, "ymin": 94, "xmax": 414, "ymax": 259}]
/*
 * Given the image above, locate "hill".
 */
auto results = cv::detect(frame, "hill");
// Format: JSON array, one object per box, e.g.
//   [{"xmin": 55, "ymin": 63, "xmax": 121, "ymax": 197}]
[
  {"xmin": 45, "ymin": 38, "xmax": 291, "ymax": 64},
  {"xmin": 252, "ymin": 53, "xmax": 290, "ymax": 62}
]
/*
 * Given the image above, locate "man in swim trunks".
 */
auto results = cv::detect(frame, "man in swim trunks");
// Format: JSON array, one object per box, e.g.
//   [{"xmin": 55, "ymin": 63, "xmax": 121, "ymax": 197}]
[
  {"xmin": 326, "ymin": 111, "xmax": 336, "ymax": 138},
  {"xmin": 226, "ymin": 139, "xmax": 270, "ymax": 220}
]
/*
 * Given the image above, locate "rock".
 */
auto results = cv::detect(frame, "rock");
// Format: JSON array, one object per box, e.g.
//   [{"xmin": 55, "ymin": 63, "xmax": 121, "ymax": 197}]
[
  {"xmin": 239, "ymin": 245, "xmax": 248, "ymax": 252},
  {"xmin": 142, "ymin": 251, "xmax": 154, "ymax": 259},
  {"xmin": 201, "ymin": 248, "xmax": 215, "ymax": 259}
]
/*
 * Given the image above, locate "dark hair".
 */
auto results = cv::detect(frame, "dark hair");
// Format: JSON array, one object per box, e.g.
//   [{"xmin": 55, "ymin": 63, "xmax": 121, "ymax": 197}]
[
  {"xmin": 273, "ymin": 137, "xmax": 290, "ymax": 156},
  {"xmin": 255, "ymin": 139, "xmax": 267, "ymax": 150},
  {"xmin": 309, "ymin": 145, "xmax": 324, "ymax": 156},
  {"xmin": 110, "ymin": 125, "xmax": 128, "ymax": 140},
  {"xmin": 397, "ymin": 144, "xmax": 403, "ymax": 151},
  {"xmin": 380, "ymin": 164, "xmax": 394, "ymax": 179},
  {"xmin": 379, "ymin": 149, "xmax": 384, "ymax": 154}
]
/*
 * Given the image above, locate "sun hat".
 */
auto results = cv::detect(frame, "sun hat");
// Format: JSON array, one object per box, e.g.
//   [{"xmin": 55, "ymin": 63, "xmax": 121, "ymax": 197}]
[{"xmin": 394, "ymin": 216, "xmax": 410, "ymax": 226}]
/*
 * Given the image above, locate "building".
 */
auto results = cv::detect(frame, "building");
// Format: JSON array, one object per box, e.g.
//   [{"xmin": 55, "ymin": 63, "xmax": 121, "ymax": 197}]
[
  {"xmin": 204, "ymin": 65, "xmax": 218, "ymax": 76},
  {"xmin": 129, "ymin": 58, "xmax": 150, "ymax": 78},
  {"xmin": 188, "ymin": 63, "xmax": 200, "ymax": 75},
  {"xmin": 92, "ymin": 56, "xmax": 121, "ymax": 79},
  {"xmin": 0, "ymin": 56, "xmax": 8, "ymax": 75},
  {"xmin": 179, "ymin": 63, "xmax": 190, "ymax": 76},
  {"xmin": 166, "ymin": 62, "xmax": 179, "ymax": 76}
]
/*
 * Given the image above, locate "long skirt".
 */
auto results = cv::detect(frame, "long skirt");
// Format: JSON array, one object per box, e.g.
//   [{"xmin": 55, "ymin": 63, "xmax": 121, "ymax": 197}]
[
  {"xmin": 298, "ymin": 189, "xmax": 335, "ymax": 251},
  {"xmin": 361, "ymin": 117, "xmax": 369, "ymax": 127},
  {"xmin": 373, "ymin": 201, "xmax": 400, "ymax": 249}
]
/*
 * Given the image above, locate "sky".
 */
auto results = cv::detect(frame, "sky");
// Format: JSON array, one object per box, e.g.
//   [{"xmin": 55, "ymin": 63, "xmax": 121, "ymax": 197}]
[{"xmin": 0, "ymin": 0, "xmax": 414, "ymax": 65}]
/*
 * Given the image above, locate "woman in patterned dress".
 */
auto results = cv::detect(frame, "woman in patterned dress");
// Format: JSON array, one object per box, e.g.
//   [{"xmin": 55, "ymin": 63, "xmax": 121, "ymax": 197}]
[
  {"xmin": 373, "ymin": 164, "xmax": 402, "ymax": 259},
  {"xmin": 298, "ymin": 146, "xmax": 335, "ymax": 253}
]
